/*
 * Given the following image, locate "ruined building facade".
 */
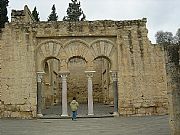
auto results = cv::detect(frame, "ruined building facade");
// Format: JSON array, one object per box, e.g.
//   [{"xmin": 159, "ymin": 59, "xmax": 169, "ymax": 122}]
[{"xmin": 0, "ymin": 6, "xmax": 169, "ymax": 119}]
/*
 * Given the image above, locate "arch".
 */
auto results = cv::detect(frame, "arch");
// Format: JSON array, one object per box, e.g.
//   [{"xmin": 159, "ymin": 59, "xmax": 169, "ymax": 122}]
[
  {"xmin": 90, "ymin": 39, "xmax": 116, "ymax": 59},
  {"xmin": 40, "ymin": 56, "xmax": 60, "ymax": 72},
  {"xmin": 68, "ymin": 56, "xmax": 87, "ymax": 63},
  {"xmin": 36, "ymin": 40, "xmax": 63, "ymax": 59},
  {"xmin": 90, "ymin": 38, "xmax": 115, "ymax": 47},
  {"xmin": 94, "ymin": 55, "xmax": 112, "ymax": 68},
  {"xmin": 63, "ymin": 39, "xmax": 90, "ymax": 61},
  {"xmin": 36, "ymin": 39, "xmax": 63, "ymax": 50},
  {"xmin": 64, "ymin": 39, "xmax": 89, "ymax": 48},
  {"xmin": 43, "ymin": 56, "xmax": 60, "ymax": 63}
]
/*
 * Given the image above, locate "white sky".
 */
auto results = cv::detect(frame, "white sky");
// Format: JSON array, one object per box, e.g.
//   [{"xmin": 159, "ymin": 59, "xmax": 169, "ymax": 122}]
[{"xmin": 7, "ymin": 0, "xmax": 180, "ymax": 43}]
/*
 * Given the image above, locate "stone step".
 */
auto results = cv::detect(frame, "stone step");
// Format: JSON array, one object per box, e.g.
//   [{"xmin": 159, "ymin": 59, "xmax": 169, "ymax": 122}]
[{"xmin": 39, "ymin": 114, "xmax": 114, "ymax": 119}]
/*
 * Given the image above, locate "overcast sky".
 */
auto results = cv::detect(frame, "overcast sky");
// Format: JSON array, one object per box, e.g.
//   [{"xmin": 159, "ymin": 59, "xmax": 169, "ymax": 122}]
[{"xmin": 7, "ymin": 0, "xmax": 180, "ymax": 43}]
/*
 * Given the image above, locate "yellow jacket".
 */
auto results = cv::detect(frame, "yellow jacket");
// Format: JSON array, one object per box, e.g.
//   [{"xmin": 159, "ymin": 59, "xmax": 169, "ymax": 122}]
[{"xmin": 70, "ymin": 100, "xmax": 79, "ymax": 111}]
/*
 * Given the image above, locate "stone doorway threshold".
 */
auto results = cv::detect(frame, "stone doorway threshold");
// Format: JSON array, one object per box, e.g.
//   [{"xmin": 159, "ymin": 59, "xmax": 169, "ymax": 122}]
[{"xmin": 41, "ymin": 103, "xmax": 114, "ymax": 119}]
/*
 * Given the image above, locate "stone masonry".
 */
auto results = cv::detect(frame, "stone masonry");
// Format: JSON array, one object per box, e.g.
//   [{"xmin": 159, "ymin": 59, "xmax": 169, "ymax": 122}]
[
  {"xmin": 0, "ymin": 6, "xmax": 168, "ymax": 119},
  {"xmin": 164, "ymin": 45, "xmax": 180, "ymax": 135}
]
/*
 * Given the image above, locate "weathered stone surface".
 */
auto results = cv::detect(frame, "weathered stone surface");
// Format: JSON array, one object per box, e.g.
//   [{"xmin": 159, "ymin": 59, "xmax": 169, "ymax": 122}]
[
  {"xmin": 164, "ymin": 45, "xmax": 180, "ymax": 135},
  {"xmin": 0, "ymin": 6, "xmax": 169, "ymax": 119}
]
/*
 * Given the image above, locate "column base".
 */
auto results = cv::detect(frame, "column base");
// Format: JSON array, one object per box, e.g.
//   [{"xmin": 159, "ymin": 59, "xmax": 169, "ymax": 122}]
[
  {"xmin": 88, "ymin": 113, "xmax": 94, "ymax": 116},
  {"xmin": 113, "ymin": 112, "xmax": 119, "ymax": 117},
  {"xmin": 37, "ymin": 113, "xmax": 43, "ymax": 118},
  {"xmin": 61, "ymin": 114, "xmax": 69, "ymax": 117}
]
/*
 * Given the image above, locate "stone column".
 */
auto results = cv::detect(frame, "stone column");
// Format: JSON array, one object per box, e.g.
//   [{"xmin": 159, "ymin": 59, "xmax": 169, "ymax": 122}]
[
  {"xmin": 59, "ymin": 71, "xmax": 69, "ymax": 117},
  {"xmin": 37, "ymin": 71, "xmax": 45, "ymax": 117},
  {"xmin": 85, "ymin": 71, "xmax": 96, "ymax": 115},
  {"xmin": 110, "ymin": 71, "xmax": 119, "ymax": 116}
]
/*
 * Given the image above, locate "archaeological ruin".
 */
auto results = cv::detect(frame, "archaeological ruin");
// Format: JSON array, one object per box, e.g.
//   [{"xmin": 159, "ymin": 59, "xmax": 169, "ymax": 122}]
[{"xmin": 0, "ymin": 5, "xmax": 179, "ymax": 135}]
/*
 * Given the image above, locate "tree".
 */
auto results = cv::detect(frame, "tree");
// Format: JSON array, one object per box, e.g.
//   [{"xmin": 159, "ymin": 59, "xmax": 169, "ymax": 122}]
[
  {"xmin": 155, "ymin": 31, "xmax": 173, "ymax": 45},
  {"xmin": 32, "ymin": 7, "xmax": 40, "ymax": 22},
  {"xmin": 63, "ymin": 0, "xmax": 86, "ymax": 21},
  {"xmin": 0, "ymin": 0, "xmax": 9, "ymax": 28},
  {"xmin": 48, "ymin": 4, "xmax": 58, "ymax": 21},
  {"xmin": 175, "ymin": 28, "xmax": 180, "ymax": 45},
  {"xmin": 164, "ymin": 32, "xmax": 173, "ymax": 44}
]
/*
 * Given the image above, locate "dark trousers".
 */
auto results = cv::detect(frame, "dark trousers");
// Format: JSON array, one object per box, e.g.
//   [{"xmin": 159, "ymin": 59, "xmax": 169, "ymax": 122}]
[{"xmin": 72, "ymin": 111, "xmax": 77, "ymax": 120}]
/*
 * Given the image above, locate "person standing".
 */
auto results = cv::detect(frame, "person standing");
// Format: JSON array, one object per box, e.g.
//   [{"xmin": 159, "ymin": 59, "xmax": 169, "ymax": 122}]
[{"xmin": 70, "ymin": 97, "xmax": 79, "ymax": 120}]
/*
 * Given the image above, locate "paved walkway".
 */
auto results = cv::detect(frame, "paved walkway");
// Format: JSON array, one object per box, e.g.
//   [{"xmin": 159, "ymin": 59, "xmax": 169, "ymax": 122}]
[
  {"xmin": 0, "ymin": 115, "xmax": 170, "ymax": 135},
  {"xmin": 42, "ymin": 103, "xmax": 114, "ymax": 118}
]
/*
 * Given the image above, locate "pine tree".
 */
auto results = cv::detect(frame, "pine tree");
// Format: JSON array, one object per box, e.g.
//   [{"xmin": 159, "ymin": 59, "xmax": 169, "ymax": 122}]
[
  {"xmin": 47, "ymin": 4, "xmax": 58, "ymax": 21},
  {"xmin": 63, "ymin": 0, "xmax": 86, "ymax": 21},
  {"xmin": 32, "ymin": 7, "xmax": 40, "ymax": 22},
  {"xmin": 0, "ymin": 0, "xmax": 9, "ymax": 28}
]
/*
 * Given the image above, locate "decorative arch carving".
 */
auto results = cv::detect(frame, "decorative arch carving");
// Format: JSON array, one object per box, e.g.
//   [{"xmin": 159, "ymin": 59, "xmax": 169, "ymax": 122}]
[
  {"xmin": 63, "ymin": 39, "xmax": 90, "ymax": 61},
  {"xmin": 64, "ymin": 39, "xmax": 89, "ymax": 48},
  {"xmin": 90, "ymin": 39, "xmax": 116, "ymax": 59},
  {"xmin": 36, "ymin": 40, "xmax": 63, "ymax": 58}
]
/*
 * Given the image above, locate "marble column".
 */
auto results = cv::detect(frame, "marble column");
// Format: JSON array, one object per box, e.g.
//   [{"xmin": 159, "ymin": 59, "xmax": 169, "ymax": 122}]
[
  {"xmin": 85, "ymin": 71, "xmax": 96, "ymax": 115},
  {"xmin": 59, "ymin": 71, "xmax": 69, "ymax": 117},
  {"xmin": 37, "ymin": 71, "xmax": 45, "ymax": 117},
  {"xmin": 110, "ymin": 71, "xmax": 119, "ymax": 116}
]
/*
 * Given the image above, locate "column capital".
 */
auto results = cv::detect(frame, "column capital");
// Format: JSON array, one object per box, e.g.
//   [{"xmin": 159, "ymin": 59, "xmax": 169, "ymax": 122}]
[
  {"xmin": 37, "ymin": 71, "xmax": 45, "ymax": 82},
  {"xmin": 58, "ymin": 71, "xmax": 70, "ymax": 78},
  {"xmin": 85, "ymin": 71, "xmax": 96, "ymax": 78},
  {"xmin": 110, "ymin": 70, "xmax": 118, "ymax": 81}
]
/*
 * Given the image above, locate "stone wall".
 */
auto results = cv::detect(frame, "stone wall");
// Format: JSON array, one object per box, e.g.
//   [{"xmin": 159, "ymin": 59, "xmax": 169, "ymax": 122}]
[
  {"xmin": 0, "ymin": 6, "xmax": 169, "ymax": 118},
  {"xmin": 11, "ymin": 5, "xmax": 35, "ymax": 23},
  {"xmin": 0, "ymin": 32, "xmax": 2, "ymax": 110},
  {"xmin": 164, "ymin": 45, "xmax": 180, "ymax": 135},
  {"xmin": 0, "ymin": 22, "xmax": 37, "ymax": 118},
  {"xmin": 118, "ymin": 28, "xmax": 168, "ymax": 116}
]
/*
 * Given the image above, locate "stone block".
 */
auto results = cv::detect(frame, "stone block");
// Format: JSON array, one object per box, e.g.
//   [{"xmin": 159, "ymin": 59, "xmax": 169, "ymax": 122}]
[
  {"xmin": 157, "ymin": 107, "xmax": 167, "ymax": 114},
  {"xmin": 19, "ymin": 111, "xmax": 33, "ymax": 119},
  {"xmin": 3, "ymin": 111, "xmax": 11, "ymax": 117},
  {"xmin": 138, "ymin": 108, "xmax": 146, "ymax": 114},
  {"xmin": 134, "ymin": 103, "xmax": 141, "ymax": 108},
  {"xmin": 11, "ymin": 112, "xmax": 21, "ymax": 118},
  {"xmin": 20, "ymin": 105, "xmax": 31, "ymax": 112},
  {"xmin": 145, "ymin": 107, "xmax": 154, "ymax": 115}
]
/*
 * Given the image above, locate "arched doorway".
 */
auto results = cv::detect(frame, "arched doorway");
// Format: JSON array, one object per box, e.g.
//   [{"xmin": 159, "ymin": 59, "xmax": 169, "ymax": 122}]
[
  {"xmin": 36, "ymin": 39, "xmax": 117, "ymax": 117},
  {"xmin": 67, "ymin": 56, "xmax": 87, "ymax": 103},
  {"xmin": 41, "ymin": 58, "xmax": 61, "ymax": 115},
  {"xmin": 92, "ymin": 56, "xmax": 114, "ymax": 115}
]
